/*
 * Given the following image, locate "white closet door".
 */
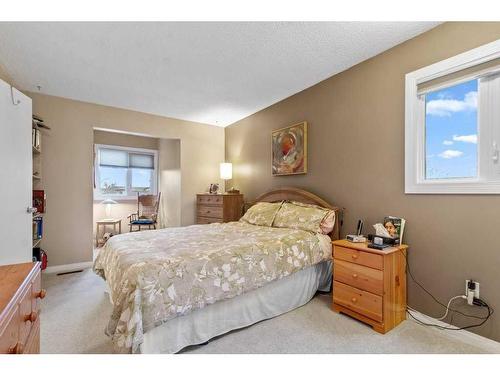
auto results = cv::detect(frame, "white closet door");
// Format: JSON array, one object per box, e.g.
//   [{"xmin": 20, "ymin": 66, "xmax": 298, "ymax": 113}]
[{"xmin": 0, "ymin": 79, "xmax": 33, "ymax": 265}]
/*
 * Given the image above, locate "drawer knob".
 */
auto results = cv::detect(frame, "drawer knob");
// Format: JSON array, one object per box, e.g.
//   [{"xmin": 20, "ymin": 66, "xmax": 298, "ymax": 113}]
[
  {"xmin": 351, "ymin": 297, "xmax": 358, "ymax": 304},
  {"xmin": 352, "ymin": 274, "xmax": 358, "ymax": 279},
  {"xmin": 8, "ymin": 343, "xmax": 24, "ymax": 354},
  {"xmin": 351, "ymin": 254, "xmax": 359, "ymax": 260},
  {"xmin": 24, "ymin": 311, "xmax": 38, "ymax": 323},
  {"xmin": 36, "ymin": 289, "xmax": 46, "ymax": 299}
]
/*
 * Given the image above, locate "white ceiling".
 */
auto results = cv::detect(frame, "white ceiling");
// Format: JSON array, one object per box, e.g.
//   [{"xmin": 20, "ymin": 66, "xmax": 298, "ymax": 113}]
[{"xmin": 0, "ymin": 22, "xmax": 439, "ymax": 127}]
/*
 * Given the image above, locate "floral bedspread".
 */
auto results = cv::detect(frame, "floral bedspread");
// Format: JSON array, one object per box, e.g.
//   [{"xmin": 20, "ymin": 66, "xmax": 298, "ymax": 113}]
[{"xmin": 93, "ymin": 221, "xmax": 331, "ymax": 353}]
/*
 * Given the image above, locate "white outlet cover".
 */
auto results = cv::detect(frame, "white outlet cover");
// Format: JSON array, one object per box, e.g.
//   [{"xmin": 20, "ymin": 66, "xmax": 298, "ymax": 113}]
[{"xmin": 465, "ymin": 280, "xmax": 480, "ymax": 298}]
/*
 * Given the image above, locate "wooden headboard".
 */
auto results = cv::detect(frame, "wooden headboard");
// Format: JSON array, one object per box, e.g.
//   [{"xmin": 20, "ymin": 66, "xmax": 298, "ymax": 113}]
[{"xmin": 249, "ymin": 187, "xmax": 342, "ymax": 240}]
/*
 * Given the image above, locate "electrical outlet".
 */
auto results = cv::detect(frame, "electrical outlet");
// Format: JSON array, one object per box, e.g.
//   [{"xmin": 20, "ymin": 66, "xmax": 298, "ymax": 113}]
[{"xmin": 465, "ymin": 279, "xmax": 480, "ymax": 299}]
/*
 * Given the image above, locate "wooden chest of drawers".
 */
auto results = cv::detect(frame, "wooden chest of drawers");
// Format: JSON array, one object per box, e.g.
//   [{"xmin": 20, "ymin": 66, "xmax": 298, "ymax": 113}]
[
  {"xmin": 0, "ymin": 262, "xmax": 45, "ymax": 354},
  {"xmin": 196, "ymin": 193, "xmax": 244, "ymax": 224},
  {"xmin": 332, "ymin": 240, "xmax": 408, "ymax": 333}
]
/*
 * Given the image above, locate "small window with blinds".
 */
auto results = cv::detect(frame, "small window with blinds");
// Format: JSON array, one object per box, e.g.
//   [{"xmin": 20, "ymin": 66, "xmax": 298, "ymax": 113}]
[
  {"xmin": 95, "ymin": 145, "xmax": 158, "ymax": 199},
  {"xmin": 405, "ymin": 40, "xmax": 500, "ymax": 194}
]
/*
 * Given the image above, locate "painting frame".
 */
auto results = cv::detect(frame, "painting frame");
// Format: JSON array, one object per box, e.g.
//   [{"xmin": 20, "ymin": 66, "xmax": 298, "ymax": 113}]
[{"xmin": 271, "ymin": 121, "xmax": 308, "ymax": 176}]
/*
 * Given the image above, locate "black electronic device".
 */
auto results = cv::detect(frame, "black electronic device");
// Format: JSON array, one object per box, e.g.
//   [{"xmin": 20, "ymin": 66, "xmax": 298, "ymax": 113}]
[{"xmin": 367, "ymin": 243, "xmax": 390, "ymax": 250}]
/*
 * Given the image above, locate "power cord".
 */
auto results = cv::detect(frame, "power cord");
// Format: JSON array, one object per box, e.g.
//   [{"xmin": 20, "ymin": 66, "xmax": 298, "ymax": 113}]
[
  {"xmin": 407, "ymin": 301, "xmax": 493, "ymax": 331},
  {"xmin": 400, "ymin": 249, "xmax": 493, "ymax": 330}
]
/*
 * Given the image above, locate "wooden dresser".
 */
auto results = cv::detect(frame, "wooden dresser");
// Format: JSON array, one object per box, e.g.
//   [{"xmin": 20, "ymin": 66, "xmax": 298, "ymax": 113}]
[
  {"xmin": 332, "ymin": 239, "xmax": 408, "ymax": 334},
  {"xmin": 196, "ymin": 193, "xmax": 244, "ymax": 224},
  {"xmin": 0, "ymin": 262, "xmax": 45, "ymax": 354}
]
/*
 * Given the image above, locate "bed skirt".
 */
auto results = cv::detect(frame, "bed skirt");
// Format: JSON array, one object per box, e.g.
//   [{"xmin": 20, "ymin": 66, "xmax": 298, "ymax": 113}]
[{"xmin": 139, "ymin": 260, "xmax": 332, "ymax": 354}]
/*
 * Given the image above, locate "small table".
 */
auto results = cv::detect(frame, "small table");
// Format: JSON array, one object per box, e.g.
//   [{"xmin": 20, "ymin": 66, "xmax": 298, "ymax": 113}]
[{"xmin": 96, "ymin": 218, "xmax": 122, "ymax": 247}]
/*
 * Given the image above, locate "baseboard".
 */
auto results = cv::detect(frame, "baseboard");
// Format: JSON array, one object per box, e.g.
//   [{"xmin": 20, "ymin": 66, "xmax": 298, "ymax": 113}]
[
  {"xmin": 407, "ymin": 309, "xmax": 500, "ymax": 353},
  {"xmin": 43, "ymin": 261, "xmax": 93, "ymax": 274}
]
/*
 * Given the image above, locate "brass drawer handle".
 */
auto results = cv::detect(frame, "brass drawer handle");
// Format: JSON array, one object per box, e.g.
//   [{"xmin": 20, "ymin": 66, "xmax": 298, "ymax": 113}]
[
  {"xmin": 351, "ymin": 254, "xmax": 359, "ymax": 260},
  {"xmin": 8, "ymin": 342, "xmax": 24, "ymax": 354},
  {"xmin": 35, "ymin": 289, "xmax": 46, "ymax": 299},
  {"xmin": 351, "ymin": 297, "xmax": 358, "ymax": 304},
  {"xmin": 352, "ymin": 274, "xmax": 358, "ymax": 279},
  {"xmin": 24, "ymin": 311, "xmax": 38, "ymax": 323}
]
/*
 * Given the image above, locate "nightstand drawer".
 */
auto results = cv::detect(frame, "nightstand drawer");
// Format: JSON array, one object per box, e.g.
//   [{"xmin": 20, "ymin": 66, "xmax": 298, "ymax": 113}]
[
  {"xmin": 196, "ymin": 217, "xmax": 223, "ymax": 224},
  {"xmin": 334, "ymin": 260, "xmax": 383, "ymax": 295},
  {"xmin": 197, "ymin": 195, "xmax": 223, "ymax": 206},
  {"xmin": 334, "ymin": 246, "xmax": 383, "ymax": 270},
  {"xmin": 333, "ymin": 281, "xmax": 383, "ymax": 322},
  {"xmin": 197, "ymin": 205, "xmax": 223, "ymax": 218}
]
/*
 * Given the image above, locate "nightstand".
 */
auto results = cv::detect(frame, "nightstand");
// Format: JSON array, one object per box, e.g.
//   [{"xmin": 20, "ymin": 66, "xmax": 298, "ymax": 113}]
[
  {"xmin": 332, "ymin": 239, "xmax": 408, "ymax": 333},
  {"xmin": 196, "ymin": 193, "xmax": 244, "ymax": 224}
]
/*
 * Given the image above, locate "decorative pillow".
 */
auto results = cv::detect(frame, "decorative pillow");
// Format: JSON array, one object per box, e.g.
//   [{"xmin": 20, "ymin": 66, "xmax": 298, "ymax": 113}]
[
  {"xmin": 240, "ymin": 201, "xmax": 283, "ymax": 227},
  {"xmin": 273, "ymin": 201, "xmax": 335, "ymax": 234}
]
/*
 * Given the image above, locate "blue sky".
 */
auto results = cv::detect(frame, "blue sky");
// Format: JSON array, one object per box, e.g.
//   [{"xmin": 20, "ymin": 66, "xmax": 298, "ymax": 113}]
[
  {"xmin": 425, "ymin": 79, "xmax": 478, "ymax": 179},
  {"xmin": 99, "ymin": 167, "xmax": 152, "ymax": 194}
]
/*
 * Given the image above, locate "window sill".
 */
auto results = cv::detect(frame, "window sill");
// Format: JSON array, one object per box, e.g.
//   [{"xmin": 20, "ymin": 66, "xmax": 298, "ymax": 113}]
[
  {"xmin": 93, "ymin": 196, "xmax": 139, "ymax": 203},
  {"xmin": 405, "ymin": 180, "xmax": 500, "ymax": 194}
]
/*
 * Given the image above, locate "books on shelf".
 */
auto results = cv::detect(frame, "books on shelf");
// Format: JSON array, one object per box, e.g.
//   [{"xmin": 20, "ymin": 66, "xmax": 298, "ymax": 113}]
[
  {"xmin": 33, "ymin": 190, "xmax": 45, "ymax": 213},
  {"xmin": 33, "ymin": 215, "xmax": 43, "ymax": 240}
]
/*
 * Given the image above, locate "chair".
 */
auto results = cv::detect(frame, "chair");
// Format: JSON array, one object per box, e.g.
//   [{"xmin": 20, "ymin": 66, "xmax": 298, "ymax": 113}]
[{"xmin": 128, "ymin": 192, "xmax": 161, "ymax": 232}]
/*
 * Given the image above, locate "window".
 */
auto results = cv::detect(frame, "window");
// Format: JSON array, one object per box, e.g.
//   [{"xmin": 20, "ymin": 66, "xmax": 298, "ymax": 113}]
[
  {"xmin": 405, "ymin": 40, "xmax": 500, "ymax": 194},
  {"xmin": 94, "ymin": 144, "xmax": 158, "ymax": 199}
]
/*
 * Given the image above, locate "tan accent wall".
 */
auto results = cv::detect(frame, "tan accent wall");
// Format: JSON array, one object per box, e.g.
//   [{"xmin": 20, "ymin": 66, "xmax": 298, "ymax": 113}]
[
  {"xmin": 225, "ymin": 22, "xmax": 500, "ymax": 341},
  {"xmin": 31, "ymin": 93, "xmax": 224, "ymax": 267}
]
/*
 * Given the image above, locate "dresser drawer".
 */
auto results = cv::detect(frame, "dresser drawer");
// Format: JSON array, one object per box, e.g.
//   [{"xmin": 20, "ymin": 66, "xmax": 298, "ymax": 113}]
[
  {"xmin": 31, "ymin": 268, "xmax": 42, "ymax": 313},
  {"xmin": 334, "ymin": 246, "xmax": 383, "ymax": 270},
  {"xmin": 196, "ymin": 217, "xmax": 223, "ymax": 224},
  {"xmin": 197, "ymin": 195, "xmax": 223, "ymax": 206},
  {"xmin": 0, "ymin": 305, "xmax": 20, "ymax": 354},
  {"xmin": 18, "ymin": 283, "xmax": 35, "ymax": 345},
  {"xmin": 334, "ymin": 259, "xmax": 383, "ymax": 295},
  {"xmin": 197, "ymin": 205, "xmax": 223, "ymax": 218},
  {"xmin": 333, "ymin": 281, "xmax": 383, "ymax": 322}
]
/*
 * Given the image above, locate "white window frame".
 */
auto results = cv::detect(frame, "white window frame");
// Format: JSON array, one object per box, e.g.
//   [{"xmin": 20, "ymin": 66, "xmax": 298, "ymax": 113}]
[
  {"xmin": 405, "ymin": 39, "xmax": 500, "ymax": 194},
  {"xmin": 94, "ymin": 144, "xmax": 158, "ymax": 200}
]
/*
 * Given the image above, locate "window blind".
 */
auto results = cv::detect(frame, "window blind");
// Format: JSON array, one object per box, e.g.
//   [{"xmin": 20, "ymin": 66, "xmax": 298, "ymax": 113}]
[
  {"xmin": 129, "ymin": 153, "xmax": 154, "ymax": 169},
  {"xmin": 417, "ymin": 57, "xmax": 500, "ymax": 96},
  {"xmin": 99, "ymin": 149, "xmax": 128, "ymax": 168}
]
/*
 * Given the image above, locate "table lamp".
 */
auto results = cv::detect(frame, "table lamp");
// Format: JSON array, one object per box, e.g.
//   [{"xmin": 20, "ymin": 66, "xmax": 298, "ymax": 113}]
[
  {"xmin": 220, "ymin": 163, "xmax": 239, "ymax": 194},
  {"xmin": 101, "ymin": 199, "xmax": 118, "ymax": 218}
]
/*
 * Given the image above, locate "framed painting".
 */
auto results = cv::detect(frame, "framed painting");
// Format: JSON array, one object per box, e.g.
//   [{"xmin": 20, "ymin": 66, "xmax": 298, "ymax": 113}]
[{"xmin": 272, "ymin": 121, "xmax": 308, "ymax": 176}]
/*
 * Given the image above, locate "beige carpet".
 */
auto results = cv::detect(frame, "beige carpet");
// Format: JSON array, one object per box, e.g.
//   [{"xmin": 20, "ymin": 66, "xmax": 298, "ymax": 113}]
[{"xmin": 40, "ymin": 269, "xmax": 499, "ymax": 354}]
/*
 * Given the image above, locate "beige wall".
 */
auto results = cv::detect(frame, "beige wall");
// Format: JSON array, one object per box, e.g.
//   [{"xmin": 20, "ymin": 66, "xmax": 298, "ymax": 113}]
[
  {"xmin": 31, "ymin": 93, "xmax": 224, "ymax": 267},
  {"xmin": 0, "ymin": 61, "xmax": 12, "ymax": 85},
  {"xmin": 225, "ymin": 22, "xmax": 500, "ymax": 341},
  {"xmin": 94, "ymin": 129, "xmax": 159, "ymax": 150}
]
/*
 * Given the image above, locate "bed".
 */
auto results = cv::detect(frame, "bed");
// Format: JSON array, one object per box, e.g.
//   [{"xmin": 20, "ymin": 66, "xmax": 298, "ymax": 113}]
[{"xmin": 93, "ymin": 187, "xmax": 341, "ymax": 353}]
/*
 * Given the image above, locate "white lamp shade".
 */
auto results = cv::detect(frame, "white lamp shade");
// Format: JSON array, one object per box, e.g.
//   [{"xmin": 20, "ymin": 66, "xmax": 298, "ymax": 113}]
[
  {"xmin": 101, "ymin": 199, "xmax": 118, "ymax": 205},
  {"xmin": 220, "ymin": 163, "xmax": 233, "ymax": 180}
]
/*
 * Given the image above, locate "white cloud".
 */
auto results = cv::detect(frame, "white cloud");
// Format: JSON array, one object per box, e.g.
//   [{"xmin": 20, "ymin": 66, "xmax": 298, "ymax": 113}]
[
  {"xmin": 442, "ymin": 140, "xmax": 454, "ymax": 145},
  {"xmin": 426, "ymin": 91, "xmax": 477, "ymax": 117},
  {"xmin": 439, "ymin": 149, "xmax": 464, "ymax": 159},
  {"xmin": 452, "ymin": 134, "xmax": 477, "ymax": 144}
]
